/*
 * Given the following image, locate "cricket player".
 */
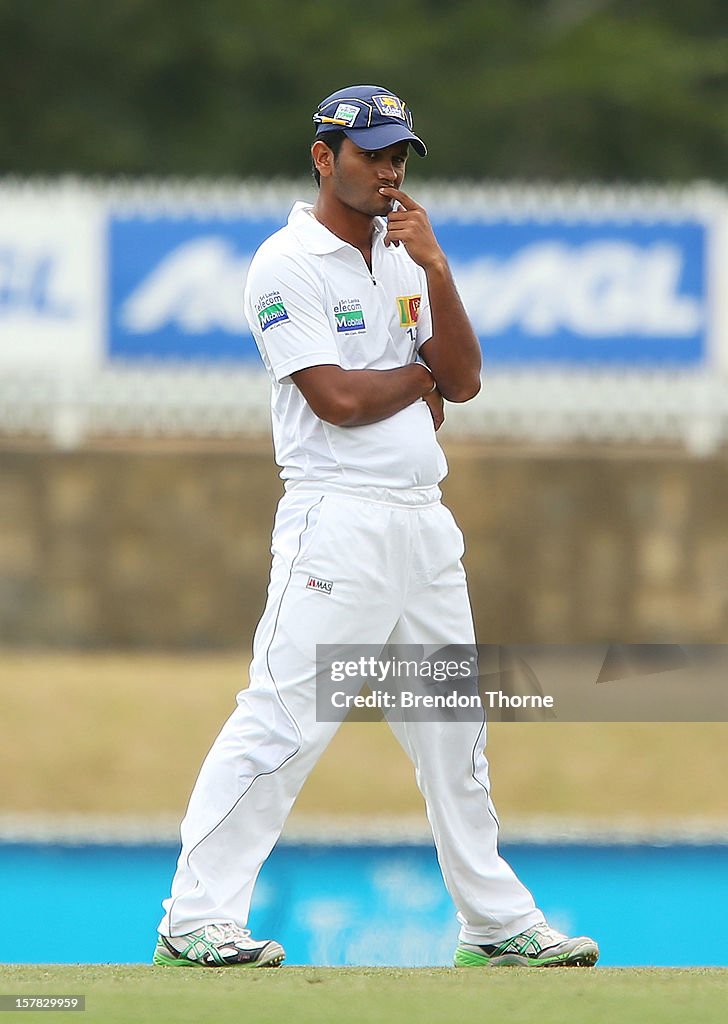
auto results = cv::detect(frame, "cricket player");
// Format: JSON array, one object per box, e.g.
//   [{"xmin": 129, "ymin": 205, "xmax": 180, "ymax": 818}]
[{"xmin": 154, "ymin": 85, "xmax": 599, "ymax": 969}]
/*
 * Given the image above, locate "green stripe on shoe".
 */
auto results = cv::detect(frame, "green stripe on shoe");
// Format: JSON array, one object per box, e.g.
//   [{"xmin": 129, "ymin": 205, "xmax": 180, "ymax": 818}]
[
  {"xmin": 454, "ymin": 947, "xmax": 491, "ymax": 967},
  {"xmin": 152, "ymin": 948, "xmax": 199, "ymax": 967}
]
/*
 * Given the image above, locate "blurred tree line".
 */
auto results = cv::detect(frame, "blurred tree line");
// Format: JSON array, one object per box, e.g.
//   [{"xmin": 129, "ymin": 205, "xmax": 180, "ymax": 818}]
[{"xmin": 2, "ymin": 0, "xmax": 728, "ymax": 181}]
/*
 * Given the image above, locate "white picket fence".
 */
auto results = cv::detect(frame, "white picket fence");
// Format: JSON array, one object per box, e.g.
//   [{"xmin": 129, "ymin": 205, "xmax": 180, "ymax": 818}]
[{"xmin": 2, "ymin": 365, "xmax": 725, "ymax": 455}]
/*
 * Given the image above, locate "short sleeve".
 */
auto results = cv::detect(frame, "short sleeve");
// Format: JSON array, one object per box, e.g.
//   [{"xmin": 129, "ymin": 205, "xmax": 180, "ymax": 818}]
[
  {"xmin": 415, "ymin": 269, "xmax": 432, "ymax": 349},
  {"xmin": 244, "ymin": 243, "xmax": 341, "ymax": 384}
]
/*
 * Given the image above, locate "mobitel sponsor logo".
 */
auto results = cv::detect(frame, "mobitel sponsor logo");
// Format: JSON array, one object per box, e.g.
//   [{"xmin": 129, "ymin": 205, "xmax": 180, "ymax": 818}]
[
  {"xmin": 334, "ymin": 298, "xmax": 365, "ymax": 333},
  {"xmin": 257, "ymin": 298, "xmax": 289, "ymax": 332}
]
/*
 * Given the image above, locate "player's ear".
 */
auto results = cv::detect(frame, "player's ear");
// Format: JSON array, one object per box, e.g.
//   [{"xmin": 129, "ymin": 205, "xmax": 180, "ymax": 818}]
[{"xmin": 311, "ymin": 140, "xmax": 336, "ymax": 180}]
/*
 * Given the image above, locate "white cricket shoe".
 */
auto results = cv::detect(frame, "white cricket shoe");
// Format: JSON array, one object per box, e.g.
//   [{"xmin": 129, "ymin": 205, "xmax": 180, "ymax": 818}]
[
  {"xmin": 153, "ymin": 922, "xmax": 285, "ymax": 967},
  {"xmin": 454, "ymin": 923, "xmax": 599, "ymax": 967}
]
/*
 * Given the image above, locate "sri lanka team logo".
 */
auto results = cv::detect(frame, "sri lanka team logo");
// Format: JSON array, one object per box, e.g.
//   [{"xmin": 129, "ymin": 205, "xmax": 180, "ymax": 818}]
[
  {"xmin": 373, "ymin": 95, "xmax": 407, "ymax": 121},
  {"xmin": 333, "ymin": 298, "xmax": 366, "ymax": 333},
  {"xmin": 256, "ymin": 290, "xmax": 289, "ymax": 332},
  {"xmin": 397, "ymin": 294, "xmax": 421, "ymax": 328}
]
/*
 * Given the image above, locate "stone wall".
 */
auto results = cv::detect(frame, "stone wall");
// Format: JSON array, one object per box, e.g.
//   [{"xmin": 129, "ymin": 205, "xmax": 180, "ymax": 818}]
[{"xmin": 1, "ymin": 441, "xmax": 726, "ymax": 647}]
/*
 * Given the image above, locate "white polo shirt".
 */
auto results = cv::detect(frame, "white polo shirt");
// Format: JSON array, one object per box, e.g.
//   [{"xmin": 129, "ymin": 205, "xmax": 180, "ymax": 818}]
[{"xmin": 243, "ymin": 202, "xmax": 448, "ymax": 489}]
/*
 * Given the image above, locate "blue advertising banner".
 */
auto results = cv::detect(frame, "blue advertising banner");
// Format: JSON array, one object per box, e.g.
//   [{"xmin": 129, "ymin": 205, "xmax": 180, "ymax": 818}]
[
  {"xmin": 440, "ymin": 219, "xmax": 707, "ymax": 365},
  {"xmin": 109, "ymin": 213, "xmax": 708, "ymax": 366},
  {"xmin": 109, "ymin": 216, "xmax": 282, "ymax": 361}
]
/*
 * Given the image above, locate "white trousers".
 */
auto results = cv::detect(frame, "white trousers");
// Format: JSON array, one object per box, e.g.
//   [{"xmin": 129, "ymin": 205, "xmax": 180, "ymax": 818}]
[{"xmin": 159, "ymin": 485, "xmax": 544, "ymax": 945}]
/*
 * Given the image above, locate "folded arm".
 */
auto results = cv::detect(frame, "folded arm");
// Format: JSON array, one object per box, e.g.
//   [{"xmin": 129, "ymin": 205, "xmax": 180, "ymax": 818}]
[{"xmin": 291, "ymin": 363, "xmax": 435, "ymax": 427}]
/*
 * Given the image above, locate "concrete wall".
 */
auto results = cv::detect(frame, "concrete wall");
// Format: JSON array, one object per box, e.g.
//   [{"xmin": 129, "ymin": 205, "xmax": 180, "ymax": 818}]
[{"xmin": 1, "ymin": 442, "xmax": 726, "ymax": 647}]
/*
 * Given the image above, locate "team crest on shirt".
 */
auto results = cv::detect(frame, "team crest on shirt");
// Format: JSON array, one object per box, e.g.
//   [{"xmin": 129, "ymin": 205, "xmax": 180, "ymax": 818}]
[
  {"xmin": 373, "ymin": 94, "xmax": 407, "ymax": 121},
  {"xmin": 333, "ymin": 298, "xmax": 366, "ymax": 334},
  {"xmin": 256, "ymin": 291, "xmax": 290, "ymax": 332},
  {"xmin": 397, "ymin": 294, "xmax": 421, "ymax": 328}
]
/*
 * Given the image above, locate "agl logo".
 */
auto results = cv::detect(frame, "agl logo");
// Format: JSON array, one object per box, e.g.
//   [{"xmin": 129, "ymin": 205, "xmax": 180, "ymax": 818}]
[
  {"xmin": 452, "ymin": 241, "xmax": 702, "ymax": 337},
  {"xmin": 0, "ymin": 251, "xmax": 74, "ymax": 318},
  {"xmin": 119, "ymin": 237, "xmax": 251, "ymax": 335}
]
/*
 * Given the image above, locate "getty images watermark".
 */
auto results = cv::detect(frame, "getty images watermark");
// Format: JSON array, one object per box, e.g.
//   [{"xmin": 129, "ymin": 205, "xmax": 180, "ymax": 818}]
[{"xmin": 315, "ymin": 644, "xmax": 728, "ymax": 723}]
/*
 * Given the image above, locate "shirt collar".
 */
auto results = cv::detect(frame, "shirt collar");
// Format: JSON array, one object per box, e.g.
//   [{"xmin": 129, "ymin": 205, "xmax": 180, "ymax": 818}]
[{"xmin": 288, "ymin": 201, "xmax": 387, "ymax": 256}]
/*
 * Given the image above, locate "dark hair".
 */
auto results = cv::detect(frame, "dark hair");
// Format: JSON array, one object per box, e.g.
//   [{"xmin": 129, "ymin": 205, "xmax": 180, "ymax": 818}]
[{"xmin": 311, "ymin": 130, "xmax": 346, "ymax": 186}]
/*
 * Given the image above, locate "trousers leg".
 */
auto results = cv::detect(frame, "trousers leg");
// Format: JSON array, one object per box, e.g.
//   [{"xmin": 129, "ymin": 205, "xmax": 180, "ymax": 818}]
[
  {"xmin": 385, "ymin": 502, "xmax": 545, "ymax": 944},
  {"xmin": 159, "ymin": 491, "xmax": 402, "ymax": 936}
]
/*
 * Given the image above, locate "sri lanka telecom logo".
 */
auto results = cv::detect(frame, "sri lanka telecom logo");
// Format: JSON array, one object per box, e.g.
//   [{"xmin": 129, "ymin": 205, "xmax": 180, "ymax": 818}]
[
  {"xmin": 333, "ymin": 298, "xmax": 366, "ymax": 333},
  {"xmin": 256, "ymin": 291, "xmax": 289, "ymax": 332}
]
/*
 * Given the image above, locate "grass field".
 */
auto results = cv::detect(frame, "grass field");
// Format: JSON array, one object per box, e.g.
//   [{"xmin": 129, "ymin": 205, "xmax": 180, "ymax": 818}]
[
  {"xmin": 2, "ymin": 653, "xmax": 727, "ymax": 1022},
  {"xmin": 1, "ymin": 966, "xmax": 726, "ymax": 1024},
  {"xmin": 2, "ymin": 650, "xmax": 728, "ymax": 826}
]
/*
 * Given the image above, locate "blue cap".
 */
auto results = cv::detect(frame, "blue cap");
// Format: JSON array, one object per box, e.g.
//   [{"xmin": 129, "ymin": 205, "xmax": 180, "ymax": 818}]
[{"xmin": 313, "ymin": 85, "xmax": 427, "ymax": 157}]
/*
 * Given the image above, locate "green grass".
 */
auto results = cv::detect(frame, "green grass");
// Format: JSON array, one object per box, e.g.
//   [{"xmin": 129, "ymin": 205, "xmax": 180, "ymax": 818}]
[{"xmin": 0, "ymin": 966, "xmax": 726, "ymax": 1024}]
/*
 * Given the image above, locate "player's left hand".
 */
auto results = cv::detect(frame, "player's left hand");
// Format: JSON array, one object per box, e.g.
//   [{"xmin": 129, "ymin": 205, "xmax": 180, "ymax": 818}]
[
  {"xmin": 379, "ymin": 187, "xmax": 446, "ymax": 271},
  {"xmin": 423, "ymin": 386, "xmax": 445, "ymax": 431}
]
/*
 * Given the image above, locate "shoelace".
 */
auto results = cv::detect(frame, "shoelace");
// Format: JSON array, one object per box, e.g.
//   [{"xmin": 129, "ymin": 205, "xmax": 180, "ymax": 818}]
[
  {"xmin": 205, "ymin": 923, "xmax": 253, "ymax": 946},
  {"xmin": 532, "ymin": 924, "xmax": 567, "ymax": 945}
]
